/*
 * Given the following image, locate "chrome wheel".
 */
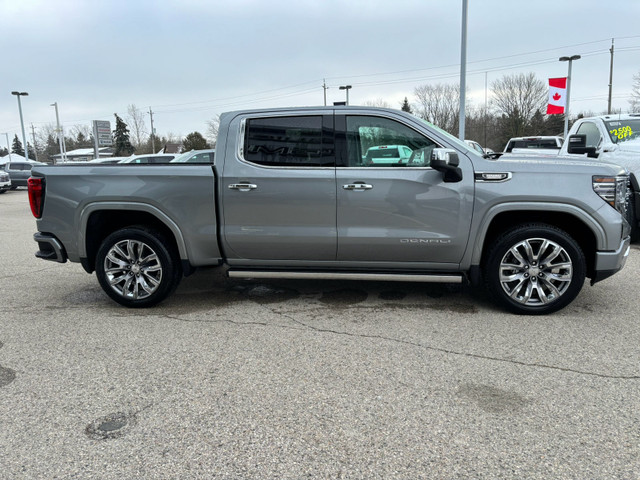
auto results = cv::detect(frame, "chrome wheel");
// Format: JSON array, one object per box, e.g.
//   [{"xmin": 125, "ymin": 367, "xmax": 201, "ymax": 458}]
[
  {"xmin": 104, "ymin": 239, "xmax": 163, "ymax": 300},
  {"xmin": 498, "ymin": 237, "xmax": 573, "ymax": 307}
]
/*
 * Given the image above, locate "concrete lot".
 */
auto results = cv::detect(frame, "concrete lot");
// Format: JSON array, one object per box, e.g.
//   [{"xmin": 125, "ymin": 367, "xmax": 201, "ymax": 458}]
[{"xmin": 1, "ymin": 188, "xmax": 639, "ymax": 479}]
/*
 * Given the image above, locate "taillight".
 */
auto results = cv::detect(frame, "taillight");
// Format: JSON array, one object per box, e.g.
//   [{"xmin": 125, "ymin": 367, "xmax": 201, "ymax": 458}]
[{"xmin": 28, "ymin": 177, "xmax": 45, "ymax": 218}]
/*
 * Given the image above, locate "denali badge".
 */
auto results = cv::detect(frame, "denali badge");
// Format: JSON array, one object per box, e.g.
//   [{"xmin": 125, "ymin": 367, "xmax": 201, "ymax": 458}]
[{"xmin": 401, "ymin": 239, "xmax": 451, "ymax": 244}]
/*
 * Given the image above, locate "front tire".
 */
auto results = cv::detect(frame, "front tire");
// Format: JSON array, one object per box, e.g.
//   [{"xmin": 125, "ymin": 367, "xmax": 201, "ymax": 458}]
[
  {"xmin": 95, "ymin": 227, "xmax": 182, "ymax": 308},
  {"xmin": 484, "ymin": 224, "xmax": 586, "ymax": 315}
]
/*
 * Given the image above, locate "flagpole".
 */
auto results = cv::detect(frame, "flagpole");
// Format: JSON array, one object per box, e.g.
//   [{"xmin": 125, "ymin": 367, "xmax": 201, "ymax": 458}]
[{"xmin": 559, "ymin": 55, "xmax": 581, "ymax": 138}]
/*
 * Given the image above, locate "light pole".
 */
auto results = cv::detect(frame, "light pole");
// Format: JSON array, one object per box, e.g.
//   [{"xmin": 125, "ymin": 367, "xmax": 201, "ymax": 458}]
[
  {"xmin": 339, "ymin": 85, "xmax": 352, "ymax": 106},
  {"xmin": 51, "ymin": 102, "xmax": 67, "ymax": 163},
  {"xmin": 11, "ymin": 91, "xmax": 29, "ymax": 161},
  {"xmin": 2, "ymin": 133, "xmax": 12, "ymax": 161},
  {"xmin": 559, "ymin": 55, "xmax": 580, "ymax": 139}
]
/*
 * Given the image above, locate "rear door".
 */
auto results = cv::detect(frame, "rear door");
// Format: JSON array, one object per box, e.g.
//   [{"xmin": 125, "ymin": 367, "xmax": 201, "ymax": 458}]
[
  {"xmin": 335, "ymin": 113, "xmax": 474, "ymax": 264},
  {"xmin": 221, "ymin": 113, "xmax": 337, "ymax": 261}
]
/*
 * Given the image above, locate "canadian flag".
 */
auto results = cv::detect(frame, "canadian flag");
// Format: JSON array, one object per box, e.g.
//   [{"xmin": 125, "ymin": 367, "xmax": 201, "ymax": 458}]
[{"xmin": 547, "ymin": 77, "xmax": 567, "ymax": 114}]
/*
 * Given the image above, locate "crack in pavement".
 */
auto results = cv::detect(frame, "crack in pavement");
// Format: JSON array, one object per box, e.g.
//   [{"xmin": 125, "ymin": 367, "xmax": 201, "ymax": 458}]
[
  {"xmin": 149, "ymin": 309, "xmax": 640, "ymax": 380},
  {"xmin": 248, "ymin": 303, "xmax": 640, "ymax": 381}
]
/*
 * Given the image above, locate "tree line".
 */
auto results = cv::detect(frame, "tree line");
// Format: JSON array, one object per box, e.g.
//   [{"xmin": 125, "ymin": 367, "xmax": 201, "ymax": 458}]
[{"xmin": 4, "ymin": 70, "xmax": 639, "ymax": 161}]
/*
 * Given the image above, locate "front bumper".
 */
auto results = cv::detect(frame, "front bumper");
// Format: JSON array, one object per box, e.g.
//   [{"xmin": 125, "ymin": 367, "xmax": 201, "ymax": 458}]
[{"xmin": 591, "ymin": 235, "xmax": 631, "ymax": 285}]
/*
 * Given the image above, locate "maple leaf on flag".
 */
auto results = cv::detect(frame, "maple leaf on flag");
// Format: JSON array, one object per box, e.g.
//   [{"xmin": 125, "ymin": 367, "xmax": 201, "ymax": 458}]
[{"xmin": 553, "ymin": 93, "xmax": 561, "ymax": 101}]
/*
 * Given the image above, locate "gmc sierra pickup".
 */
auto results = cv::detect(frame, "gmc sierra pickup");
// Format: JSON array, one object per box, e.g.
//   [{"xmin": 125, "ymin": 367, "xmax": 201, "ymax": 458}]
[{"xmin": 28, "ymin": 107, "xmax": 631, "ymax": 314}]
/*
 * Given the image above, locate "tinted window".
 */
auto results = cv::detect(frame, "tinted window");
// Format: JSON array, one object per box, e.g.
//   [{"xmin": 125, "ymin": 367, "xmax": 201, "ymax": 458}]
[
  {"xmin": 345, "ymin": 116, "xmax": 436, "ymax": 167},
  {"xmin": 244, "ymin": 116, "xmax": 333, "ymax": 167}
]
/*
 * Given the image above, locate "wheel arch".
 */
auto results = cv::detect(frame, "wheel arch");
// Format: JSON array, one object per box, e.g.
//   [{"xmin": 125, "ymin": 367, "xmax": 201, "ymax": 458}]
[
  {"xmin": 78, "ymin": 203, "xmax": 187, "ymax": 273},
  {"xmin": 472, "ymin": 207, "xmax": 600, "ymax": 279}
]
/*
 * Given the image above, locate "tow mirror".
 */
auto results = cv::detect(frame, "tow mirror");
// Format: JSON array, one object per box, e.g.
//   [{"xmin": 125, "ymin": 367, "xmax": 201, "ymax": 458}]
[
  {"xmin": 567, "ymin": 134, "xmax": 598, "ymax": 158},
  {"xmin": 431, "ymin": 148, "xmax": 463, "ymax": 182}
]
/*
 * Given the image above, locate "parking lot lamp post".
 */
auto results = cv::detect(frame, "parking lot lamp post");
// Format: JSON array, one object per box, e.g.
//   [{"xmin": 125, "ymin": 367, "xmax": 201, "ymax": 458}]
[
  {"xmin": 339, "ymin": 85, "xmax": 352, "ymax": 106},
  {"xmin": 559, "ymin": 55, "xmax": 580, "ymax": 138},
  {"xmin": 2, "ymin": 133, "xmax": 11, "ymax": 161},
  {"xmin": 50, "ymin": 102, "xmax": 66, "ymax": 163},
  {"xmin": 11, "ymin": 91, "xmax": 29, "ymax": 161}
]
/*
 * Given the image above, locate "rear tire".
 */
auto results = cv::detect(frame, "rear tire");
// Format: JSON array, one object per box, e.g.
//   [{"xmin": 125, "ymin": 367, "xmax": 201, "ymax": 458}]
[
  {"xmin": 484, "ymin": 224, "xmax": 586, "ymax": 315},
  {"xmin": 95, "ymin": 226, "xmax": 182, "ymax": 308}
]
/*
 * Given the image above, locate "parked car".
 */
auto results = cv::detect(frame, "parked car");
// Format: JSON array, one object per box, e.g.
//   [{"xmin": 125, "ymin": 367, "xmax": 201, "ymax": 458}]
[
  {"xmin": 1, "ymin": 161, "xmax": 47, "ymax": 188},
  {"xmin": 464, "ymin": 139, "xmax": 486, "ymax": 155},
  {"xmin": 503, "ymin": 136, "xmax": 563, "ymax": 154},
  {"xmin": 118, "ymin": 154, "xmax": 176, "ymax": 164},
  {"xmin": 364, "ymin": 145, "xmax": 413, "ymax": 165},
  {"xmin": 559, "ymin": 113, "xmax": 640, "ymax": 240},
  {"xmin": 0, "ymin": 170, "xmax": 11, "ymax": 193},
  {"xmin": 169, "ymin": 149, "xmax": 215, "ymax": 164},
  {"xmin": 88, "ymin": 157, "xmax": 130, "ymax": 164}
]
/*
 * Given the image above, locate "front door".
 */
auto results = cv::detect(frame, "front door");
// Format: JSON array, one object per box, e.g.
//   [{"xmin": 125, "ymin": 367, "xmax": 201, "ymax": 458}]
[{"xmin": 335, "ymin": 114, "xmax": 473, "ymax": 265}]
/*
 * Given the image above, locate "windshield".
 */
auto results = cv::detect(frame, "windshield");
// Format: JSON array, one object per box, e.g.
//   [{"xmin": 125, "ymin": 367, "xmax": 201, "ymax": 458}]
[
  {"xmin": 605, "ymin": 118, "xmax": 640, "ymax": 144},
  {"xmin": 416, "ymin": 117, "xmax": 478, "ymax": 155}
]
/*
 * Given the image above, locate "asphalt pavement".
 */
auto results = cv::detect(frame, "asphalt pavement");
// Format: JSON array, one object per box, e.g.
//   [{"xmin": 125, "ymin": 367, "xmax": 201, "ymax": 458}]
[{"xmin": 1, "ymin": 189, "xmax": 639, "ymax": 479}]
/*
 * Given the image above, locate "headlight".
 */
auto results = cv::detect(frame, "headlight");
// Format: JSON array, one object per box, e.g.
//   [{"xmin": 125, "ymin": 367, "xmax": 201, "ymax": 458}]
[{"xmin": 593, "ymin": 175, "xmax": 628, "ymax": 215}]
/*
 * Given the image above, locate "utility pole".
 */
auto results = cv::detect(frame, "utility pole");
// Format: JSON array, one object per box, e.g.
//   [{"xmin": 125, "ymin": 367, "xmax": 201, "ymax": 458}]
[
  {"xmin": 484, "ymin": 71, "xmax": 488, "ymax": 147},
  {"xmin": 608, "ymin": 38, "xmax": 614, "ymax": 114},
  {"xmin": 149, "ymin": 107, "xmax": 155, "ymax": 153},
  {"xmin": 30, "ymin": 123, "xmax": 38, "ymax": 161},
  {"xmin": 458, "ymin": 0, "xmax": 468, "ymax": 140},
  {"xmin": 323, "ymin": 79, "xmax": 328, "ymax": 106}
]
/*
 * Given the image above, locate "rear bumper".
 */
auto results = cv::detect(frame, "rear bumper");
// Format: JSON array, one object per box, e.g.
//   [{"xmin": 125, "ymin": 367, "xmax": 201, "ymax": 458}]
[
  {"xmin": 34, "ymin": 232, "xmax": 67, "ymax": 263},
  {"xmin": 591, "ymin": 236, "xmax": 631, "ymax": 285}
]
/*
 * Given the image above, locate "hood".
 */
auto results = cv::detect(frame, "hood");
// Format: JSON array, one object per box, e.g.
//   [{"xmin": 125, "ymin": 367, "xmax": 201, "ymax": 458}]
[
  {"xmin": 492, "ymin": 153, "xmax": 626, "ymax": 176},
  {"xmin": 600, "ymin": 139, "xmax": 640, "ymax": 174}
]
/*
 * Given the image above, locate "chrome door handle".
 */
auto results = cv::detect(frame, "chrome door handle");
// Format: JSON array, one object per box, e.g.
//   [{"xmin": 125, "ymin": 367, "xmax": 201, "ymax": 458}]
[
  {"xmin": 343, "ymin": 183, "xmax": 373, "ymax": 191},
  {"xmin": 228, "ymin": 183, "xmax": 257, "ymax": 191}
]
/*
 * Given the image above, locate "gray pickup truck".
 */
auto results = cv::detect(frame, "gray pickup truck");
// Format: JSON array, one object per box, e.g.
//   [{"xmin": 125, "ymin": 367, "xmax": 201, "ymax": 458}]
[{"xmin": 28, "ymin": 107, "xmax": 631, "ymax": 314}]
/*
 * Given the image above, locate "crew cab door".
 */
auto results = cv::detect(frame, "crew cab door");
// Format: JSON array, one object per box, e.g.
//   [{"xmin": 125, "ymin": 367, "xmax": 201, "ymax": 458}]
[
  {"xmin": 221, "ymin": 113, "xmax": 337, "ymax": 261},
  {"xmin": 335, "ymin": 113, "xmax": 474, "ymax": 264}
]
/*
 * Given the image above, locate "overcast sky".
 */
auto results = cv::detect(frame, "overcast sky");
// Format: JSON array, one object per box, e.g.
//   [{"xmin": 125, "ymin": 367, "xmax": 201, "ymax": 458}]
[{"xmin": 2, "ymin": 0, "xmax": 639, "ymax": 148}]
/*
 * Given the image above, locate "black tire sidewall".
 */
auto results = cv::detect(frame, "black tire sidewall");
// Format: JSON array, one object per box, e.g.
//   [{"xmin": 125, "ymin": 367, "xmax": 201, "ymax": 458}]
[
  {"xmin": 484, "ymin": 224, "xmax": 586, "ymax": 315},
  {"xmin": 95, "ymin": 227, "xmax": 180, "ymax": 308}
]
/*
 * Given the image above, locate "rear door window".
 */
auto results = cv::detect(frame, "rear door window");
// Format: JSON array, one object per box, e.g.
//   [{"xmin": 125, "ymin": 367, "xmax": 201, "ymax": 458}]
[{"xmin": 244, "ymin": 116, "xmax": 333, "ymax": 167}]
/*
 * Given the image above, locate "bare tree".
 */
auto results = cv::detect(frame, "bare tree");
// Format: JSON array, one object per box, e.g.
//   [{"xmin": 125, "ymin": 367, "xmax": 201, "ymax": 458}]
[
  {"xmin": 206, "ymin": 115, "xmax": 220, "ymax": 147},
  {"xmin": 630, "ymin": 71, "xmax": 640, "ymax": 113},
  {"xmin": 362, "ymin": 98, "xmax": 392, "ymax": 108},
  {"xmin": 126, "ymin": 104, "xmax": 149, "ymax": 149},
  {"xmin": 413, "ymin": 83, "xmax": 460, "ymax": 133},
  {"xmin": 491, "ymin": 72, "xmax": 547, "ymax": 141}
]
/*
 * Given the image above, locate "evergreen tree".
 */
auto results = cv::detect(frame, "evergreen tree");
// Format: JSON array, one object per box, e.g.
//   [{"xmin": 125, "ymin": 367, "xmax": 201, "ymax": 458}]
[
  {"xmin": 0, "ymin": 147, "xmax": 8, "ymax": 157},
  {"xmin": 12, "ymin": 135, "xmax": 24, "ymax": 156},
  {"xmin": 182, "ymin": 131, "xmax": 209, "ymax": 151},
  {"xmin": 113, "ymin": 114, "xmax": 135, "ymax": 156},
  {"xmin": 401, "ymin": 97, "xmax": 412, "ymax": 114}
]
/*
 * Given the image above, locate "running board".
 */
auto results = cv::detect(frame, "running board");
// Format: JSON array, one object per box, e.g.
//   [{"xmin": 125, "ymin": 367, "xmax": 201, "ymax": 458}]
[{"xmin": 227, "ymin": 270, "xmax": 463, "ymax": 283}]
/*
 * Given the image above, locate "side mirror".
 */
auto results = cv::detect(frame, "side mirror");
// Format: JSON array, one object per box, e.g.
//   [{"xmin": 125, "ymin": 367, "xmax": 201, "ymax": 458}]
[
  {"xmin": 431, "ymin": 148, "xmax": 463, "ymax": 182},
  {"xmin": 567, "ymin": 134, "xmax": 598, "ymax": 158}
]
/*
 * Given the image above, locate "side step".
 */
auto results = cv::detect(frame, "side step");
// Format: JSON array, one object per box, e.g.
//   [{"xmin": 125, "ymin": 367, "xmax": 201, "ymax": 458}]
[{"xmin": 227, "ymin": 270, "xmax": 463, "ymax": 283}]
